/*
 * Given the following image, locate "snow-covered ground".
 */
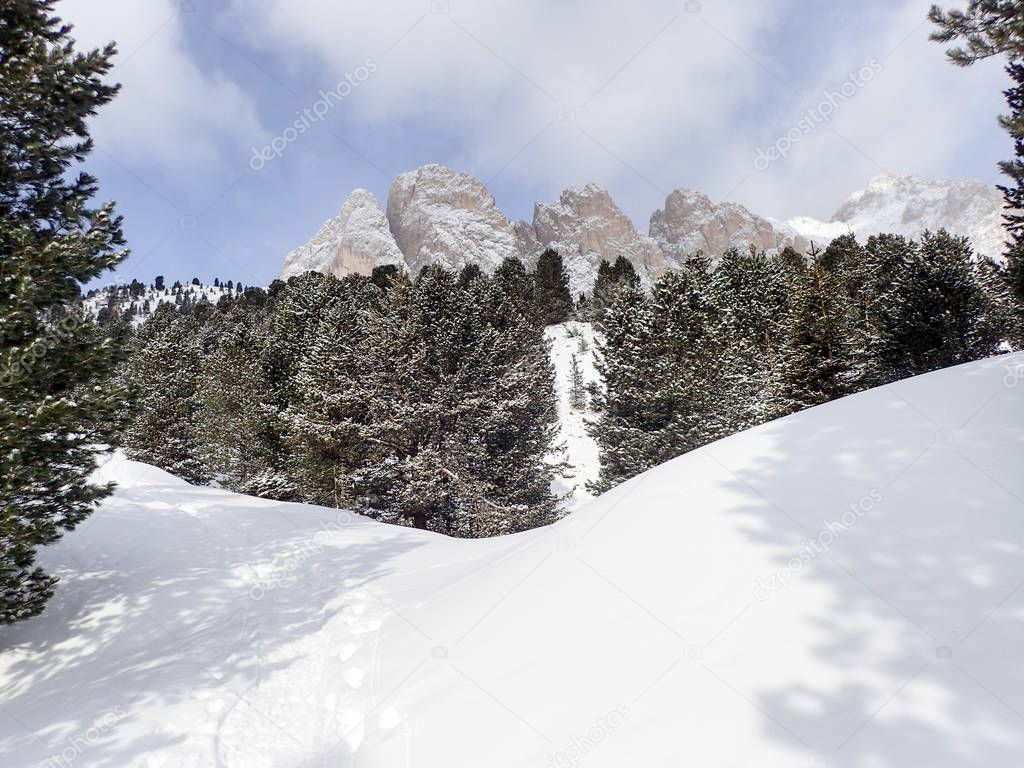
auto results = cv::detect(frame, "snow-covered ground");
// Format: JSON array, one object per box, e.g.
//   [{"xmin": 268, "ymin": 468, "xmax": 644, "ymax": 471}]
[
  {"xmin": 547, "ymin": 321, "xmax": 601, "ymax": 511},
  {"xmin": 2, "ymin": 353, "xmax": 1024, "ymax": 767}
]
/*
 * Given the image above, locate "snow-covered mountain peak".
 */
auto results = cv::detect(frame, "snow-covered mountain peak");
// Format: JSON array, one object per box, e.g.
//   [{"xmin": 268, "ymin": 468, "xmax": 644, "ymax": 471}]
[
  {"xmin": 834, "ymin": 173, "xmax": 1000, "ymax": 222},
  {"xmin": 531, "ymin": 182, "xmax": 669, "ymax": 292},
  {"xmin": 278, "ymin": 166, "xmax": 1007, "ymax": 288},
  {"xmin": 546, "ymin": 181, "xmax": 616, "ymax": 208},
  {"xmin": 280, "ymin": 188, "xmax": 404, "ymax": 280},
  {"xmin": 386, "ymin": 163, "xmax": 521, "ymax": 275},
  {"xmin": 785, "ymin": 173, "xmax": 1007, "ymax": 258},
  {"xmin": 534, "ymin": 182, "xmax": 631, "ymax": 232}
]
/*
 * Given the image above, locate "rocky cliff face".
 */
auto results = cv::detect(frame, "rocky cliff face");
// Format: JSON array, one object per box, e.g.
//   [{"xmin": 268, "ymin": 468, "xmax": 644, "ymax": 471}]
[
  {"xmin": 530, "ymin": 184, "xmax": 669, "ymax": 293},
  {"xmin": 279, "ymin": 189, "xmax": 404, "ymax": 280},
  {"xmin": 278, "ymin": 166, "xmax": 1007, "ymax": 290},
  {"xmin": 651, "ymin": 188, "xmax": 809, "ymax": 263},
  {"xmin": 386, "ymin": 164, "xmax": 522, "ymax": 276}
]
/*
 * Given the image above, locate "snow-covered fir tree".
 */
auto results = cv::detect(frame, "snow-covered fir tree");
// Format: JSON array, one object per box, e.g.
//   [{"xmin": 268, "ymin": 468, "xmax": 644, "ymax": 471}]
[
  {"xmin": 588, "ymin": 254, "xmax": 727, "ymax": 492},
  {"xmin": 0, "ymin": 0, "xmax": 127, "ymax": 623},
  {"xmin": 196, "ymin": 302, "xmax": 282, "ymax": 496},
  {"xmin": 590, "ymin": 255, "xmax": 641, "ymax": 324},
  {"xmin": 533, "ymin": 248, "xmax": 574, "ymax": 325},
  {"xmin": 863, "ymin": 231, "xmax": 1004, "ymax": 381},
  {"xmin": 588, "ymin": 280, "xmax": 655, "ymax": 492},
  {"xmin": 347, "ymin": 261, "xmax": 559, "ymax": 535},
  {"xmin": 119, "ymin": 305, "xmax": 208, "ymax": 484},
  {"xmin": 710, "ymin": 247, "xmax": 790, "ymax": 433},
  {"xmin": 772, "ymin": 252, "xmax": 864, "ymax": 415},
  {"xmin": 931, "ymin": 1, "xmax": 1024, "ymax": 305},
  {"xmin": 287, "ymin": 274, "xmax": 382, "ymax": 509},
  {"xmin": 569, "ymin": 353, "xmax": 588, "ymax": 410}
]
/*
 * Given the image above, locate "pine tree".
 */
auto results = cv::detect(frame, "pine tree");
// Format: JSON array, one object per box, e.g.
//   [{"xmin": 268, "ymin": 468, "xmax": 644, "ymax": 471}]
[
  {"xmin": 478, "ymin": 267, "xmax": 560, "ymax": 529},
  {"xmin": 492, "ymin": 257, "xmax": 537, "ymax": 323},
  {"xmin": 977, "ymin": 254, "xmax": 1023, "ymax": 346},
  {"xmin": 866, "ymin": 231, "xmax": 1002, "ymax": 379},
  {"xmin": 120, "ymin": 306, "xmax": 208, "ymax": 484},
  {"xmin": 997, "ymin": 61, "xmax": 1024, "ymax": 313},
  {"xmin": 773, "ymin": 255, "xmax": 863, "ymax": 415},
  {"xmin": 533, "ymin": 248, "xmax": 574, "ymax": 325},
  {"xmin": 0, "ymin": 1, "xmax": 127, "ymax": 623},
  {"xmin": 569, "ymin": 354, "xmax": 588, "ymax": 410},
  {"xmin": 931, "ymin": 1, "xmax": 1024, "ymax": 306},
  {"xmin": 589, "ymin": 254, "xmax": 729, "ymax": 492},
  {"xmin": 652, "ymin": 254, "xmax": 728, "ymax": 447},
  {"xmin": 304, "ymin": 264, "xmax": 560, "ymax": 535},
  {"xmin": 286, "ymin": 274, "xmax": 375, "ymax": 507},
  {"xmin": 196, "ymin": 305, "xmax": 280, "ymax": 496},
  {"xmin": 591, "ymin": 256, "xmax": 641, "ymax": 325},
  {"xmin": 371, "ymin": 264, "xmax": 403, "ymax": 289},
  {"xmin": 588, "ymin": 281, "xmax": 656, "ymax": 491},
  {"xmin": 576, "ymin": 292, "xmax": 591, "ymax": 321},
  {"xmin": 457, "ymin": 262, "xmax": 484, "ymax": 289},
  {"xmin": 710, "ymin": 247, "xmax": 790, "ymax": 432},
  {"xmin": 819, "ymin": 233, "xmax": 864, "ymax": 273}
]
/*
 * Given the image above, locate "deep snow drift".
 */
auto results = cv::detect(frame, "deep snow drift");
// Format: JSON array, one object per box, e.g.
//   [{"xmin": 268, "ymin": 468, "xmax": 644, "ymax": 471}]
[{"xmin": 2, "ymin": 353, "xmax": 1023, "ymax": 767}]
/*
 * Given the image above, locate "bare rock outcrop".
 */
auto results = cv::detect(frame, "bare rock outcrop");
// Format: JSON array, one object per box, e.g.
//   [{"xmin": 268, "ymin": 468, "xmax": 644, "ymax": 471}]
[
  {"xmin": 650, "ymin": 188, "xmax": 809, "ymax": 263},
  {"xmin": 529, "ymin": 183, "xmax": 669, "ymax": 293}
]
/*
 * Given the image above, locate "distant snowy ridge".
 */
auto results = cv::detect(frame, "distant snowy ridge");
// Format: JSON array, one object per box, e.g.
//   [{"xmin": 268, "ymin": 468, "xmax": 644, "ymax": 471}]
[
  {"xmin": 778, "ymin": 174, "xmax": 1007, "ymax": 256},
  {"xmin": 81, "ymin": 279, "xmax": 239, "ymax": 325},
  {"xmin": 280, "ymin": 165, "xmax": 1008, "ymax": 293}
]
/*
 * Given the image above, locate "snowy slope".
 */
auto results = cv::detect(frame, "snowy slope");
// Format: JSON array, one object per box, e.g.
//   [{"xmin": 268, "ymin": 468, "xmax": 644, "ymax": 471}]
[
  {"xmin": 3, "ymin": 353, "xmax": 1024, "ymax": 767},
  {"xmin": 81, "ymin": 281, "xmax": 237, "ymax": 325}
]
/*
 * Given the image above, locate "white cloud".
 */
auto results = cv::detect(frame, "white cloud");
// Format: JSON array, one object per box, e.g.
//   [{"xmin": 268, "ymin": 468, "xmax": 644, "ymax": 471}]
[
  {"xmin": 735, "ymin": 0, "xmax": 1009, "ymax": 219},
  {"xmin": 58, "ymin": 0, "xmax": 1010, "ymax": 225},
  {"xmin": 61, "ymin": 0, "xmax": 262, "ymax": 176},
  {"xmin": 223, "ymin": 0, "xmax": 788, "ymax": 213}
]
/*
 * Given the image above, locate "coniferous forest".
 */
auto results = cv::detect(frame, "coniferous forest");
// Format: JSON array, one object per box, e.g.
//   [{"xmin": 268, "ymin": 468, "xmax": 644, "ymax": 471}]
[
  {"xmin": 112, "ymin": 230, "xmax": 1023, "ymax": 534},
  {"xmin": 115, "ymin": 263, "xmax": 562, "ymax": 537}
]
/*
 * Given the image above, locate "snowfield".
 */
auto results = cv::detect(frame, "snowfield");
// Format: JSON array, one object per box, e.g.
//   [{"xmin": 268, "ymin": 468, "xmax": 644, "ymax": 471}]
[{"xmin": 3, "ymin": 353, "xmax": 1024, "ymax": 767}]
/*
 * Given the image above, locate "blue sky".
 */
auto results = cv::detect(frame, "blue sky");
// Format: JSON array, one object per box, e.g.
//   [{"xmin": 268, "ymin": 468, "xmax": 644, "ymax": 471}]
[{"xmin": 63, "ymin": 0, "xmax": 1009, "ymax": 288}]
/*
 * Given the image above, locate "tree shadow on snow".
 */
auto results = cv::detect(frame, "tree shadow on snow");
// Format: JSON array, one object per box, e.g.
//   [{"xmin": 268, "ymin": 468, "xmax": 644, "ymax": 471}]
[
  {"xmin": 705, "ymin": 355, "xmax": 1024, "ymax": 766},
  {"xmin": 0, "ymin": 473, "xmax": 428, "ymax": 767}
]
